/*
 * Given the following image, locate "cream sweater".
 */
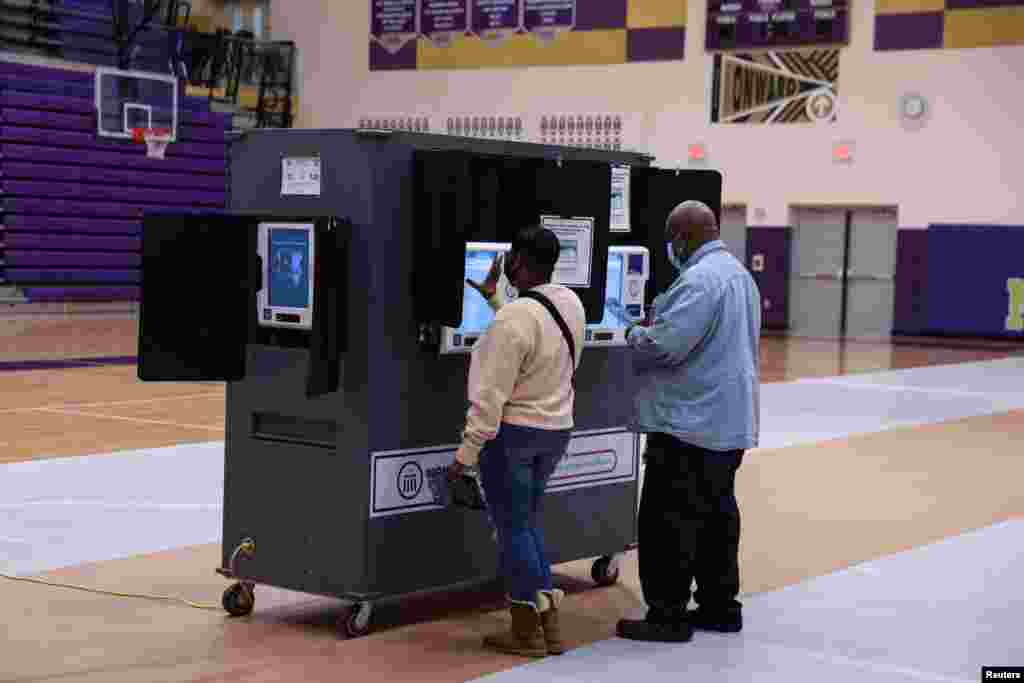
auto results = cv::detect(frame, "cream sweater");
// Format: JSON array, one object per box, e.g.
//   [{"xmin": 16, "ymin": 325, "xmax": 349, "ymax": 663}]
[{"xmin": 455, "ymin": 283, "xmax": 586, "ymax": 466}]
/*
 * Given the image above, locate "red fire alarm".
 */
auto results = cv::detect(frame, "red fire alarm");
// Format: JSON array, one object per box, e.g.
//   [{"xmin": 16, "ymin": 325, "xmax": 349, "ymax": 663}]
[
  {"xmin": 832, "ymin": 142, "xmax": 853, "ymax": 163},
  {"xmin": 688, "ymin": 143, "xmax": 706, "ymax": 161}
]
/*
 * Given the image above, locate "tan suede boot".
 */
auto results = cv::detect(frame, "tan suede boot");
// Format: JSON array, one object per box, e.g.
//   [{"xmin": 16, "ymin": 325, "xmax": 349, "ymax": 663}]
[
  {"xmin": 483, "ymin": 603, "xmax": 548, "ymax": 658},
  {"xmin": 538, "ymin": 589, "xmax": 566, "ymax": 655}
]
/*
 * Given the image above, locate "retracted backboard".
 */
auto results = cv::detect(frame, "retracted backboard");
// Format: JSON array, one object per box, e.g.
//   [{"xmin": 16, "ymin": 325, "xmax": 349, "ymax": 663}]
[{"xmin": 95, "ymin": 67, "xmax": 178, "ymax": 141}]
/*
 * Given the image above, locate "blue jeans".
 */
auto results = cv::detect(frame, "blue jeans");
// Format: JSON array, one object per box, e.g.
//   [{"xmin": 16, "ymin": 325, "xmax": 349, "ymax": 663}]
[{"xmin": 478, "ymin": 423, "xmax": 571, "ymax": 604}]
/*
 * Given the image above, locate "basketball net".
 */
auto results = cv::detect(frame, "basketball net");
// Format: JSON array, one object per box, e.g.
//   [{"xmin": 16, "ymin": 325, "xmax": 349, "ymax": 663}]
[{"xmin": 132, "ymin": 127, "xmax": 172, "ymax": 159}]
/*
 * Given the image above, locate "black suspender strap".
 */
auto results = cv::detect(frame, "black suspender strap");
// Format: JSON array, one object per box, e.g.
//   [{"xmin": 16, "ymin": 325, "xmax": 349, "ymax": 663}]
[{"xmin": 517, "ymin": 290, "xmax": 576, "ymax": 386}]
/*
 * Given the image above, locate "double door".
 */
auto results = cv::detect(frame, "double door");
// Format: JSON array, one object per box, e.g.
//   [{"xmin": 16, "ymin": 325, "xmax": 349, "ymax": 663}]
[{"xmin": 789, "ymin": 206, "xmax": 899, "ymax": 339}]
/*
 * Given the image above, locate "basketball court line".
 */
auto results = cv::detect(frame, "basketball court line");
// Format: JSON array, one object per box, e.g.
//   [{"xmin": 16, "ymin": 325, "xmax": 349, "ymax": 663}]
[
  {"xmin": 36, "ymin": 407, "xmax": 224, "ymax": 432},
  {"xmin": 2, "ymin": 357, "xmax": 1022, "ymax": 577},
  {"xmin": 0, "ymin": 392, "xmax": 224, "ymax": 415}
]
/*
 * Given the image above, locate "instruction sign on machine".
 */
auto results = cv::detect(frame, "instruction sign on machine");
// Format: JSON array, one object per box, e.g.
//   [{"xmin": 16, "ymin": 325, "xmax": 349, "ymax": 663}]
[
  {"xmin": 369, "ymin": 428, "xmax": 638, "ymax": 519},
  {"xmin": 542, "ymin": 215, "xmax": 594, "ymax": 288},
  {"xmin": 281, "ymin": 157, "xmax": 322, "ymax": 196}
]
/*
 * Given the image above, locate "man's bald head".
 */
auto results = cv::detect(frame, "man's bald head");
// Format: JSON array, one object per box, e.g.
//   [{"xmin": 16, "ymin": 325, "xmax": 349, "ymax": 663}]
[{"xmin": 665, "ymin": 201, "xmax": 719, "ymax": 244}]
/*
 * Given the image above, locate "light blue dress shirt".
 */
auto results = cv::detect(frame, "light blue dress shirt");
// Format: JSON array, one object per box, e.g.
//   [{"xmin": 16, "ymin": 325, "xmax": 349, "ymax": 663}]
[{"xmin": 626, "ymin": 240, "xmax": 762, "ymax": 452}]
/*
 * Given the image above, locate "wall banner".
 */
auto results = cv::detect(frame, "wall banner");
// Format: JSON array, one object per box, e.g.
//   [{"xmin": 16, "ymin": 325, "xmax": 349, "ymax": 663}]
[{"xmin": 710, "ymin": 49, "xmax": 840, "ymax": 124}]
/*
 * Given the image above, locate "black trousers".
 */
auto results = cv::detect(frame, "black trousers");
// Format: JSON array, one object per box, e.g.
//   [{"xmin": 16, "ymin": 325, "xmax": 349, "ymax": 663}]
[{"xmin": 638, "ymin": 433, "xmax": 744, "ymax": 611}]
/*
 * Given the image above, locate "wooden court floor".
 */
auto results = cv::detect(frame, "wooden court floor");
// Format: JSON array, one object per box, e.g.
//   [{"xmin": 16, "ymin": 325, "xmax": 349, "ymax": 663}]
[{"xmin": 1, "ymin": 320, "xmax": 1022, "ymax": 682}]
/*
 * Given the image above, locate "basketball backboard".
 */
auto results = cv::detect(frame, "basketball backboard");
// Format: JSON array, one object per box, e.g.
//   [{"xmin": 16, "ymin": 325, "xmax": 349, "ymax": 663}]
[{"xmin": 95, "ymin": 67, "xmax": 178, "ymax": 142}]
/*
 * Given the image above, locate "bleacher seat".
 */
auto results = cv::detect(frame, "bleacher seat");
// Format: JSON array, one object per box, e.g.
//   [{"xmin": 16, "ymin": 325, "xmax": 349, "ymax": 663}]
[{"xmin": 0, "ymin": 59, "xmax": 230, "ymax": 303}]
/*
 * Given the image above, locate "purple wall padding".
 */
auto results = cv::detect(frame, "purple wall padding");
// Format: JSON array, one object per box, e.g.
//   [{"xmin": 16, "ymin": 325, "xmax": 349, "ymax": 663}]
[
  {"xmin": 0, "ymin": 59, "xmax": 229, "ymax": 301},
  {"xmin": 892, "ymin": 229, "xmax": 929, "ymax": 335},
  {"xmin": 746, "ymin": 227, "xmax": 792, "ymax": 330}
]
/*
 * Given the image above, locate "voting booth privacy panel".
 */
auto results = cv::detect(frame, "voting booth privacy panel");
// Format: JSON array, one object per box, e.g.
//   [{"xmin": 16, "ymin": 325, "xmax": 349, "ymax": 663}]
[{"xmin": 137, "ymin": 129, "xmax": 721, "ymax": 628}]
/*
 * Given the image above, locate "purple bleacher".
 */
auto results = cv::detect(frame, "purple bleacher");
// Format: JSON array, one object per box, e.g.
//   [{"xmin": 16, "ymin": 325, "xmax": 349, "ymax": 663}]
[
  {"xmin": 5, "ymin": 234, "xmax": 141, "ymax": 251},
  {"xmin": 6, "ymin": 198, "xmax": 217, "ymax": 219},
  {"xmin": 0, "ymin": 59, "xmax": 229, "ymax": 301},
  {"xmin": 2, "ymin": 144, "xmax": 228, "ymax": 174},
  {"xmin": 6, "ymin": 251, "xmax": 142, "ymax": 267},
  {"xmin": 22, "ymin": 287, "xmax": 140, "ymax": 301},
  {"xmin": 6, "ymin": 216, "xmax": 141, "ymax": 235},
  {"xmin": 3, "ymin": 181, "xmax": 226, "ymax": 206},
  {"xmin": 1, "ymin": 126, "xmax": 226, "ymax": 160},
  {"xmin": 6, "ymin": 269, "xmax": 141, "ymax": 283},
  {"xmin": 3, "ymin": 162, "xmax": 226, "ymax": 191}
]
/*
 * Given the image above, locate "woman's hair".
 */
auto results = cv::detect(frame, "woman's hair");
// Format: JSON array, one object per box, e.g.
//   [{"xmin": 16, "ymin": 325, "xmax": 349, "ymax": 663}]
[{"xmin": 511, "ymin": 225, "xmax": 561, "ymax": 279}]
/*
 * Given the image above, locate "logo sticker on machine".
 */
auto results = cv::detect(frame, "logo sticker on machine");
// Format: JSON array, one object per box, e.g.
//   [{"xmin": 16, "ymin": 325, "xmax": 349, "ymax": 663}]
[{"xmin": 369, "ymin": 429, "xmax": 638, "ymax": 519}]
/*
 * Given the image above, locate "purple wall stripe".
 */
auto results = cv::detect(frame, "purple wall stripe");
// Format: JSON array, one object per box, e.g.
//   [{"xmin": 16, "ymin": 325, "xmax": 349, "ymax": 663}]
[
  {"xmin": 935, "ymin": 0, "xmax": 1024, "ymax": 9},
  {"xmin": 892, "ymin": 229, "xmax": 929, "ymax": 335},
  {"xmin": 626, "ymin": 27, "xmax": 686, "ymax": 62},
  {"xmin": 576, "ymin": 1, "xmax": 628, "ymax": 31},
  {"xmin": 874, "ymin": 12, "xmax": 944, "ymax": 50},
  {"xmin": 746, "ymin": 226, "xmax": 792, "ymax": 330}
]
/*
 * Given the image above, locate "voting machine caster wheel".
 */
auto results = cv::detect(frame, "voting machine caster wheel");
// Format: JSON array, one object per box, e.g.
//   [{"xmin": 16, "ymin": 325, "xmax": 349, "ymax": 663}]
[
  {"xmin": 591, "ymin": 556, "xmax": 620, "ymax": 587},
  {"xmin": 341, "ymin": 602, "xmax": 373, "ymax": 638},
  {"xmin": 222, "ymin": 582, "xmax": 255, "ymax": 617}
]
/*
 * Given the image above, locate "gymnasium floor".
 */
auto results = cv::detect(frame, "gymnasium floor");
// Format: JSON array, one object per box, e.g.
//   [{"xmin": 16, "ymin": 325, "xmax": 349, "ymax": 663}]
[{"xmin": 1, "ymin": 319, "xmax": 1021, "ymax": 682}]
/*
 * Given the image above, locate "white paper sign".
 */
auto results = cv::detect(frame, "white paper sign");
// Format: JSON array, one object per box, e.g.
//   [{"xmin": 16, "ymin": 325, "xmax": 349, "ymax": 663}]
[
  {"xmin": 542, "ymin": 215, "xmax": 594, "ymax": 288},
  {"xmin": 369, "ymin": 428, "xmax": 638, "ymax": 519},
  {"xmin": 281, "ymin": 157, "xmax": 322, "ymax": 196},
  {"xmin": 610, "ymin": 165, "xmax": 631, "ymax": 233}
]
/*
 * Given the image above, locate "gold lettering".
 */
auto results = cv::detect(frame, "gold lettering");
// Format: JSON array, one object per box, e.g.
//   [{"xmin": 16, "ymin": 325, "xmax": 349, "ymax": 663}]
[{"xmin": 1006, "ymin": 277, "xmax": 1024, "ymax": 332}]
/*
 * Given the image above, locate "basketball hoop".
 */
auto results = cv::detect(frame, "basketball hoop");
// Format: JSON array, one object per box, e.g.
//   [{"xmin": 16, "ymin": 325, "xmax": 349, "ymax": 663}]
[{"xmin": 132, "ymin": 127, "xmax": 173, "ymax": 159}]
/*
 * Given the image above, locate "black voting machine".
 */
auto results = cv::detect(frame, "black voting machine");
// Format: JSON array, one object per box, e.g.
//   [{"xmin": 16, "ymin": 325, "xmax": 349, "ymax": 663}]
[{"xmin": 137, "ymin": 129, "xmax": 721, "ymax": 636}]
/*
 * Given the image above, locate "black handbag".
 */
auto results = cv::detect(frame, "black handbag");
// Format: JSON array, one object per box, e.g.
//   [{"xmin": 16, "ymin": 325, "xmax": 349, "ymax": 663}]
[{"xmin": 426, "ymin": 465, "xmax": 487, "ymax": 510}]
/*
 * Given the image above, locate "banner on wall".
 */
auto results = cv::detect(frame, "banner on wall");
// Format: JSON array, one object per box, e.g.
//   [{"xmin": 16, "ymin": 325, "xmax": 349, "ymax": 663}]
[
  {"xmin": 710, "ymin": 50, "xmax": 839, "ymax": 124},
  {"xmin": 369, "ymin": 0, "xmax": 687, "ymax": 70}
]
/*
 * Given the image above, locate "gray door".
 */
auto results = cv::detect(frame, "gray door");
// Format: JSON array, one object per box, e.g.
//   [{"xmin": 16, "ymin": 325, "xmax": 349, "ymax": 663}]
[
  {"xmin": 789, "ymin": 206, "xmax": 899, "ymax": 339},
  {"xmin": 720, "ymin": 205, "xmax": 747, "ymax": 262},
  {"xmin": 845, "ymin": 207, "xmax": 898, "ymax": 340},
  {"xmin": 789, "ymin": 207, "xmax": 846, "ymax": 338}
]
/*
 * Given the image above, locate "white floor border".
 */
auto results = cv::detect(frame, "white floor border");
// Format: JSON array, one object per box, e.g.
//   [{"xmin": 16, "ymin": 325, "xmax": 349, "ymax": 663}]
[
  {"xmin": 3, "ymin": 357, "xmax": 1023, "ymax": 577},
  {"xmin": 471, "ymin": 521, "xmax": 1024, "ymax": 683}
]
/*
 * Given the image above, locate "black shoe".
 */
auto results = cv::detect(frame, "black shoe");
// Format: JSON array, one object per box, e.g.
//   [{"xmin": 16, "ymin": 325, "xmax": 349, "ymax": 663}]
[
  {"xmin": 688, "ymin": 606, "xmax": 743, "ymax": 633},
  {"xmin": 617, "ymin": 607, "xmax": 693, "ymax": 643}
]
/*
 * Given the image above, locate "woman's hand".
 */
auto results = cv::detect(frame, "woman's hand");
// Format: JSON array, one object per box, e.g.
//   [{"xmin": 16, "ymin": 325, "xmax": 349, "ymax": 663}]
[{"xmin": 466, "ymin": 254, "xmax": 503, "ymax": 300}]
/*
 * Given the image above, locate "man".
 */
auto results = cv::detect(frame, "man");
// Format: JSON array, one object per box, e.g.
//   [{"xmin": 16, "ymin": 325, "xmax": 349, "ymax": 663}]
[
  {"xmin": 617, "ymin": 201, "xmax": 762, "ymax": 643},
  {"xmin": 448, "ymin": 225, "xmax": 586, "ymax": 658}
]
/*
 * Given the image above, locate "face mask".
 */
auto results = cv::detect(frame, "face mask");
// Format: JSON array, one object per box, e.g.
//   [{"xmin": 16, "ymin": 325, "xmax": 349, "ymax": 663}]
[{"xmin": 666, "ymin": 241, "xmax": 686, "ymax": 271}]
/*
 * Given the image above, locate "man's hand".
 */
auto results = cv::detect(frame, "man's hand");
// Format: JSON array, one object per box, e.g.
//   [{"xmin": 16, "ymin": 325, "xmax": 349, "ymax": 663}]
[
  {"xmin": 447, "ymin": 459, "xmax": 467, "ymax": 482},
  {"xmin": 466, "ymin": 254, "xmax": 503, "ymax": 300}
]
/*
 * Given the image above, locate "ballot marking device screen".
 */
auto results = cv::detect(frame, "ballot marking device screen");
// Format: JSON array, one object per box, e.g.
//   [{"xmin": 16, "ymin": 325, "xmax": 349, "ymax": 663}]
[{"xmin": 268, "ymin": 228, "xmax": 311, "ymax": 309}]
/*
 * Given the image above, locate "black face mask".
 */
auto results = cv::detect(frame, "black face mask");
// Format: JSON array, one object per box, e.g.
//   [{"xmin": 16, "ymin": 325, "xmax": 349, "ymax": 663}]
[{"xmin": 505, "ymin": 253, "xmax": 521, "ymax": 284}]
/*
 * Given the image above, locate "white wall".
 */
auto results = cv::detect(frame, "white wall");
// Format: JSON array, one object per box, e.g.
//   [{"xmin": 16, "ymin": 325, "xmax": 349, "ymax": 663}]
[{"xmin": 273, "ymin": 1, "xmax": 1024, "ymax": 228}]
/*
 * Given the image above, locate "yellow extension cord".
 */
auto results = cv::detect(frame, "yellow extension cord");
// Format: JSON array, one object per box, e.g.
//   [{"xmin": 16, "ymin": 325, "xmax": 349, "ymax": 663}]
[
  {"xmin": 0, "ymin": 571, "xmax": 222, "ymax": 611},
  {"xmin": 0, "ymin": 539, "xmax": 254, "ymax": 612}
]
